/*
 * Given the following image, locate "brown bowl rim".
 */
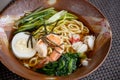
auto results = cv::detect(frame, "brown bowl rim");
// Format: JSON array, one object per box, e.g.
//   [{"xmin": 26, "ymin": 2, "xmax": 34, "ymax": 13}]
[{"xmin": 0, "ymin": 0, "xmax": 112, "ymax": 79}]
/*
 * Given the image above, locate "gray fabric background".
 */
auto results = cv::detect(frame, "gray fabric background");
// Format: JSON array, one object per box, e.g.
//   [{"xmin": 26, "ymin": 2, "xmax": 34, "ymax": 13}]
[
  {"xmin": 0, "ymin": 0, "xmax": 12, "ymax": 12},
  {"xmin": 0, "ymin": 0, "xmax": 120, "ymax": 80}
]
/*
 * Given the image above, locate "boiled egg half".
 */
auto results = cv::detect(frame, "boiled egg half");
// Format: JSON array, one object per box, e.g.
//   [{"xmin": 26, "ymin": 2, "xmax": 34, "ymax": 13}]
[{"xmin": 11, "ymin": 32, "xmax": 36, "ymax": 59}]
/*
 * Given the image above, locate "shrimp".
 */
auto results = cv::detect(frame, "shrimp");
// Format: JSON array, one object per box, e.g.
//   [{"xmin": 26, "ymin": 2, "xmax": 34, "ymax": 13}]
[
  {"xmin": 35, "ymin": 34, "xmax": 64, "ymax": 68},
  {"xmin": 35, "ymin": 39, "xmax": 48, "ymax": 57}
]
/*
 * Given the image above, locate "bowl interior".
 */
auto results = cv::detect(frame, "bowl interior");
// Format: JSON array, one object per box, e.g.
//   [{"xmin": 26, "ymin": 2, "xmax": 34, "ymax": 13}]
[{"xmin": 0, "ymin": 0, "xmax": 112, "ymax": 80}]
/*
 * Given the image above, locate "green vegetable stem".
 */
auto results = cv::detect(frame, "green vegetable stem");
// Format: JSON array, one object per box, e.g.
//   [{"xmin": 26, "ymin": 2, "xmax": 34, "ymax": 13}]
[{"xmin": 14, "ymin": 7, "xmax": 78, "ymax": 35}]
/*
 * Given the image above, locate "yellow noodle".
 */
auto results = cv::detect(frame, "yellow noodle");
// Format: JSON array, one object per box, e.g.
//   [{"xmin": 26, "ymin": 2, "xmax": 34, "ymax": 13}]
[
  {"xmin": 53, "ymin": 20, "xmax": 89, "ymax": 53},
  {"xmin": 47, "ymin": 47, "xmax": 53, "ymax": 55},
  {"xmin": 28, "ymin": 57, "xmax": 38, "ymax": 67},
  {"xmin": 20, "ymin": 19, "xmax": 89, "ymax": 68}
]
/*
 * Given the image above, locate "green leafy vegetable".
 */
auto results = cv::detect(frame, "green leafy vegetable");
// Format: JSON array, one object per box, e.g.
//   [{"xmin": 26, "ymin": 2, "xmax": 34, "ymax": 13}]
[
  {"xmin": 15, "ymin": 7, "xmax": 55, "ymax": 26},
  {"xmin": 14, "ymin": 7, "xmax": 78, "ymax": 37},
  {"xmin": 46, "ymin": 10, "xmax": 67, "ymax": 24},
  {"xmin": 14, "ymin": 7, "xmax": 57, "ymax": 33},
  {"xmin": 36, "ymin": 53, "xmax": 80, "ymax": 76}
]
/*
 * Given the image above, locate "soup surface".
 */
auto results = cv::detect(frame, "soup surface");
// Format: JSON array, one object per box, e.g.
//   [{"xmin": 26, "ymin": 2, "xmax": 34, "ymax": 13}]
[{"xmin": 11, "ymin": 7, "xmax": 95, "ymax": 76}]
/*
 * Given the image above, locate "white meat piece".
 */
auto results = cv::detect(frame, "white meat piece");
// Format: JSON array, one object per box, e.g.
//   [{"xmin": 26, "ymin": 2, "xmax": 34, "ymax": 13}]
[
  {"xmin": 72, "ymin": 41, "xmax": 88, "ymax": 53},
  {"xmin": 84, "ymin": 35, "xmax": 95, "ymax": 50},
  {"xmin": 35, "ymin": 40, "xmax": 47, "ymax": 57},
  {"xmin": 72, "ymin": 34, "xmax": 80, "ymax": 40},
  {"xmin": 72, "ymin": 42, "xmax": 83, "ymax": 50},
  {"xmin": 81, "ymin": 59, "xmax": 88, "ymax": 66},
  {"xmin": 77, "ymin": 44, "xmax": 88, "ymax": 53}
]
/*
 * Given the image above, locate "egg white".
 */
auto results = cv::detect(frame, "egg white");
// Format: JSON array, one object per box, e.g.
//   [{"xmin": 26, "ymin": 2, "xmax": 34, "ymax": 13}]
[{"xmin": 11, "ymin": 32, "xmax": 36, "ymax": 59}]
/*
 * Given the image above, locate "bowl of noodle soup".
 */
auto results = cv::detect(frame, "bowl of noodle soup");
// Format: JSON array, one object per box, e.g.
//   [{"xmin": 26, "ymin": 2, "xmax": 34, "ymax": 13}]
[{"xmin": 0, "ymin": 0, "xmax": 112, "ymax": 79}]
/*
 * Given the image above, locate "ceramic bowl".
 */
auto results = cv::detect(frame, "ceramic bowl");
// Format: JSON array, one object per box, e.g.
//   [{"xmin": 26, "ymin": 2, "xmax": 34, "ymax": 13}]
[{"xmin": 0, "ymin": 0, "xmax": 112, "ymax": 80}]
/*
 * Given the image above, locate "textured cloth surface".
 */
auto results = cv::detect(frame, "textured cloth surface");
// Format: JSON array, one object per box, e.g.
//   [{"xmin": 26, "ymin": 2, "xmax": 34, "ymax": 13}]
[{"xmin": 0, "ymin": 0, "xmax": 120, "ymax": 80}]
